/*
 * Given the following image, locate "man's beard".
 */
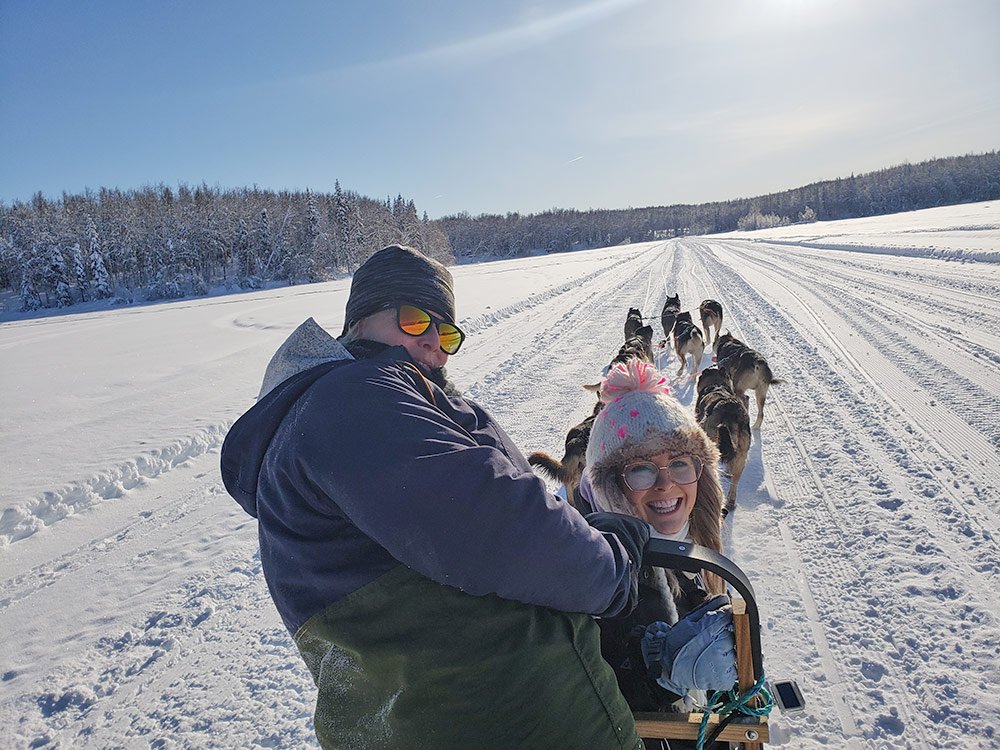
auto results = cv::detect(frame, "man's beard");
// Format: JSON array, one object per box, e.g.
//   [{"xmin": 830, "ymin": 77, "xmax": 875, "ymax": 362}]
[
  {"xmin": 341, "ymin": 336, "xmax": 461, "ymax": 396},
  {"xmin": 424, "ymin": 364, "xmax": 461, "ymax": 397}
]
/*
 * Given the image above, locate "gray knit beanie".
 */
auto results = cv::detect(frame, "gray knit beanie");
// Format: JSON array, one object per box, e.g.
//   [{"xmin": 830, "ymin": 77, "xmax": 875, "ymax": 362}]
[{"xmin": 341, "ymin": 245, "xmax": 456, "ymax": 335}]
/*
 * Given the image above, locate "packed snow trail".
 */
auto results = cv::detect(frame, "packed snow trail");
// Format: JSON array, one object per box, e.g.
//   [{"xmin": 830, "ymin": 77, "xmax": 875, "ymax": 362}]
[
  {"xmin": 2, "ymin": 204, "xmax": 998, "ymax": 749},
  {"xmin": 675, "ymin": 236, "xmax": 999, "ymax": 749}
]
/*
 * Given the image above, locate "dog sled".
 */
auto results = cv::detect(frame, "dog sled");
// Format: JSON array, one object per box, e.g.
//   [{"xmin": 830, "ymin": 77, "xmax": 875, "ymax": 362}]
[{"xmin": 636, "ymin": 536, "xmax": 772, "ymax": 749}]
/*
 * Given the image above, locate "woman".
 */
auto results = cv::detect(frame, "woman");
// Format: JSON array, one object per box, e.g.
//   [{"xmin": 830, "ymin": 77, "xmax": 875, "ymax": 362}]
[
  {"xmin": 582, "ymin": 358, "xmax": 732, "ymax": 713},
  {"xmin": 221, "ymin": 245, "xmax": 650, "ymax": 749}
]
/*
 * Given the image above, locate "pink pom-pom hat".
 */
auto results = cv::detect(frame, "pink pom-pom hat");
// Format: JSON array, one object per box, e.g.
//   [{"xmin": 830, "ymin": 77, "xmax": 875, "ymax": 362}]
[{"xmin": 585, "ymin": 358, "xmax": 720, "ymax": 515}]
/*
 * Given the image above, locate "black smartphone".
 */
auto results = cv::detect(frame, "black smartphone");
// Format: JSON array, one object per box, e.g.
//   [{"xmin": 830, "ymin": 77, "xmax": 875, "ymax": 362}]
[{"xmin": 770, "ymin": 680, "xmax": 805, "ymax": 712}]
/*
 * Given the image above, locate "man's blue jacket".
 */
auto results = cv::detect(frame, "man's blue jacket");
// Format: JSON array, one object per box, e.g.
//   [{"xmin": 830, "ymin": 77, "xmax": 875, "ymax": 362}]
[
  {"xmin": 219, "ymin": 318, "xmax": 644, "ymax": 749},
  {"xmin": 220, "ymin": 317, "xmax": 634, "ymax": 634}
]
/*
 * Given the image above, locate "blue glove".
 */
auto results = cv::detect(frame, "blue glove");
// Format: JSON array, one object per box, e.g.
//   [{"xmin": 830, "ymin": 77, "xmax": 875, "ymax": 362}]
[{"xmin": 640, "ymin": 594, "xmax": 738, "ymax": 694}]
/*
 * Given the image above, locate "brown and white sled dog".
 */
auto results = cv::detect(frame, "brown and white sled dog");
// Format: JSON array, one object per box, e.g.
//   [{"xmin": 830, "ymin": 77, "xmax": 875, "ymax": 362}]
[
  {"xmin": 672, "ymin": 311, "xmax": 705, "ymax": 376},
  {"xmin": 699, "ymin": 300, "xmax": 724, "ymax": 347},
  {"xmin": 661, "ymin": 294, "xmax": 681, "ymax": 340},
  {"xmin": 528, "ymin": 400, "xmax": 603, "ymax": 505},
  {"xmin": 714, "ymin": 332, "xmax": 783, "ymax": 428},
  {"xmin": 695, "ymin": 368, "xmax": 751, "ymax": 516}
]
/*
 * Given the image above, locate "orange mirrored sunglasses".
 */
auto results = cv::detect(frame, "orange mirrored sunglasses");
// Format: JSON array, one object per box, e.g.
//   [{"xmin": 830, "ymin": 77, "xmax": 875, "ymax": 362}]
[{"xmin": 393, "ymin": 304, "xmax": 465, "ymax": 355}]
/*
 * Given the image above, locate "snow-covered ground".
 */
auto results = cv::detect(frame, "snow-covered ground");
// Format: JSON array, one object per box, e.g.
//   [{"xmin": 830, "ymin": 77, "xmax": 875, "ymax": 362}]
[
  {"xmin": 2, "ymin": 201, "xmax": 998, "ymax": 749},
  {"xmin": 721, "ymin": 200, "xmax": 1000, "ymax": 263}
]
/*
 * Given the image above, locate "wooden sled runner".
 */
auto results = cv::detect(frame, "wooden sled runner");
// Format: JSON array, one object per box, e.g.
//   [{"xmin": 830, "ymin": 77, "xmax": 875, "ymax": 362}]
[{"xmin": 636, "ymin": 536, "xmax": 770, "ymax": 749}]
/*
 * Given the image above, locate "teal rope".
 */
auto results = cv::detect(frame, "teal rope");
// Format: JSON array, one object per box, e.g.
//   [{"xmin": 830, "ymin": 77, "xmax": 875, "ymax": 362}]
[{"xmin": 696, "ymin": 674, "xmax": 774, "ymax": 749}]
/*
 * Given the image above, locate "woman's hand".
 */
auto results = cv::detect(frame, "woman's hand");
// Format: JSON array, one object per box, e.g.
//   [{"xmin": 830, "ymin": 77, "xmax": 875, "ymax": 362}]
[{"xmin": 640, "ymin": 594, "xmax": 737, "ymax": 694}]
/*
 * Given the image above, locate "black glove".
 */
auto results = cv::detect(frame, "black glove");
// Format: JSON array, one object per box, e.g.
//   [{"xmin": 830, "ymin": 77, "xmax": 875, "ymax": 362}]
[
  {"xmin": 585, "ymin": 512, "xmax": 651, "ymax": 569},
  {"xmin": 586, "ymin": 512, "xmax": 651, "ymax": 616},
  {"xmin": 586, "ymin": 513, "xmax": 649, "ymax": 571}
]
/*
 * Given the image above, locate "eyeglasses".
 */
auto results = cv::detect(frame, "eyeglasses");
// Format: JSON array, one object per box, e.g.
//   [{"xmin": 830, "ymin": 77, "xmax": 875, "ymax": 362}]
[
  {"xmin": 621, "ymin": 455, "xmax": 703, "ymax": 492},
  {"xmin": 392, "ymin": 303, "xmax": 465, "ymax": 355}
]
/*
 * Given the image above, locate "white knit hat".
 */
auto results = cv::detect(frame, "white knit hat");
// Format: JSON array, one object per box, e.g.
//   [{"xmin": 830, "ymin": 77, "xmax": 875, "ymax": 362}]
[{"xmin": 585, "ymin": 359, "xmax": 721, "ymax": 517}]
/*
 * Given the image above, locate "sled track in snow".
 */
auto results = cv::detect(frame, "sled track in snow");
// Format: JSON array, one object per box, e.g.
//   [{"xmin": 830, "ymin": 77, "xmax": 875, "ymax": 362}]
[
  {"xmin": 707, "ymin": 240, "xmax": 1000, "ymax": 548},
  {"xmin": 743, "ymin": 240, "xmax": 1000, "ymax": 370},
  {"xmin": 720, "ymin": 240, "xmax": 1000, "ymax": 450},
  {"xmin": 686, "ymin": 241, "xmax": 939, "ymax": 748},
  {"xmin": 748, "ymin": 237, "xmax": 1000, "ymax": 266},
  {"xmin": 461, "ymin": 243, "xmax": 673, "ymax": 456},
  {"xmin": 683, "ymin": 238, "xmax": 1000, "ymax": 748},
  {"xmin": 0, "ymin": 422, "xmax": 233, "ymax": 547},
  {"xmin": 4, "ymin": 497, "xmax": 319, "ymax": 748},
  {"xmin": 0, "ymin": 474, "xmax": 226, "ymax": 610},
  {"xmin": 649, "ymin": 243, "xmax": 877, "ymax": 744},
  {"xmin": 692, "ymin": 238, "xmax": 1000, "ymax": 570},
  {"xmin": 672, "ymin": 243, "xmax": 869, "ymax": 746},
  {"xmin": 457, "ymin": 254, "xmax": 633, "ymax": 340}
]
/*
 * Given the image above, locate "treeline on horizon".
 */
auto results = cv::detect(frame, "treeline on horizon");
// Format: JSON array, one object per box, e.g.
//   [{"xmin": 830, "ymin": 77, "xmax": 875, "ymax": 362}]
[
  {"xmin": 439, "ymin": 151, "xmax": 1000, "ymax": 258},
  {"xmin": 1, "ymin": 151, "xmax": 997, "ymax": 312},
  {"xmin": 0, "ymin": 183, "xmax": 451, "ymax": 311}
]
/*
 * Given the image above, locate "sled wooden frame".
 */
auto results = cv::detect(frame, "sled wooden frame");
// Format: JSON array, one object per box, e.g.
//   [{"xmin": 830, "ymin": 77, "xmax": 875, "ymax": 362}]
[{"xmin": 636, "ymin": 536, "xmax": 769, "ymax": 749}]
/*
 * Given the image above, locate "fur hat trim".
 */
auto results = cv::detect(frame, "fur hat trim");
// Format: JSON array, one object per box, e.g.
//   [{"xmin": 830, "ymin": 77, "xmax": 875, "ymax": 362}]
[{"xmin": 587, "ymin": 426, "xmax": 720, "ymax": 516}]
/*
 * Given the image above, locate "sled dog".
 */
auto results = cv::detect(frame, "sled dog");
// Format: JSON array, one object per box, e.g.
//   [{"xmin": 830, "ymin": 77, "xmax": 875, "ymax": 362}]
[
  {"xmin": 528, "ymin": 400, "xmax": 603, "ymax": 504},
  {"xmin": 538, "ymin": 324, "xmax": 658, "ymax": 498},
  {"xmin": 533, "ymin": 319, "xmax": 660, "ymax": 500},
  {"xmin": 695, "ymin": 367, "xmax": 751, "ymax": 515},
  {"xmin": 699, "ymin": 300, "xmax": 724, "ymax": 347},
  {"xmin": 660, "ymin": 294, "xmax": 681, "ymax": 340},
  {"xmin": 624, "ymin": 308, "xmax": 644, "ymax": 340},
  {"xmin": 714, "ymin": 332, "xmax": 783, "ymax": 428},
  {"xmin": 672, "ymin": 311, "xmax": 705, "ymax": 376}
]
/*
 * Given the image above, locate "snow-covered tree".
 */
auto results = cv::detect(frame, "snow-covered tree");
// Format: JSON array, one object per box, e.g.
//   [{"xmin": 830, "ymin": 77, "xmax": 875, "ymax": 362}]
[
  {"xmin": 737, "ymin": 209, "xmax": 789, "ymax": 231},
  {"xmin": 20, "ymin": 267, "xmax": 43, "ymax": 311},
  {"xmin": 305, "ymin": 191, "xmax": 327, "ymax": 280},
  {"xmin": 48, "ymin": 246, "xmax": 74, "ymax": 306},
  {"xmin": 285, "ymin": 191, "xmax": 328, "ymax": 283},
  {"xmin": 71, "ymin": 243, "xmax": 89, "ymax": 301},
  {"xmin": 84, "ymin": 216, "xmax": 114, "ymax": 299},
  {"xmin": 90, "ymin": 245, "xmax": 114, "ymax": 299},
  {"xmin": 242, "ymin": 208, "xmax": 269, "ymax": 286},
  {"xmin": 331, "ymin": 181, "xmax": 351, "ymax": 271}
]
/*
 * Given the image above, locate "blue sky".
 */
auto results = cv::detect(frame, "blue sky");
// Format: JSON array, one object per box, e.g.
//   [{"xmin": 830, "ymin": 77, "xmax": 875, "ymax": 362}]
[{"xmin": 2, "ymin": 0, "xmax": 997, "ymax": 218}]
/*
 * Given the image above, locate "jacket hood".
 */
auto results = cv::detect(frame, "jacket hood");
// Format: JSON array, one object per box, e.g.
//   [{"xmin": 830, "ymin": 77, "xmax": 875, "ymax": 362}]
[
  {"xmin": 259, "ymin": 317, "xmax": 352, "ymax": 398},
  {"xmin": 221, "ymin": 318, "xmax": 353, "ymax": 517}
]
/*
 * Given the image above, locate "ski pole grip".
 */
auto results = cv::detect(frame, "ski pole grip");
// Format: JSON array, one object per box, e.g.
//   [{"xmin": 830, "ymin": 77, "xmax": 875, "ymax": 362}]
[{"xmin": 644, "ymin": 534, "xmax": 763, "ymax": 680}]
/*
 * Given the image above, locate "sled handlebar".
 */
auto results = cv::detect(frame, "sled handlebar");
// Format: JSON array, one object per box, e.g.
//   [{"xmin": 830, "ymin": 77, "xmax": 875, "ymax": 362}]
[{"xmin": 645, "ymin": 535, "xmax": 763, "ymax": 680}]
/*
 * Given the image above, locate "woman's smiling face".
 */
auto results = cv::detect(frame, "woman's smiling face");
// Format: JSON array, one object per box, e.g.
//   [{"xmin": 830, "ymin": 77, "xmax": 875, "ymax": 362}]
[{"xmin": 622, "ymin": 451, "xmax": 698, "ymax": 536}]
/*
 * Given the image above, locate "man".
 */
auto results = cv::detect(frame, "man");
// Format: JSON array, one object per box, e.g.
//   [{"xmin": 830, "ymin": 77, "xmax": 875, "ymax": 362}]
[{"xmin": 221, "ymin": 245, "xmax": 649, "ymax": 749}]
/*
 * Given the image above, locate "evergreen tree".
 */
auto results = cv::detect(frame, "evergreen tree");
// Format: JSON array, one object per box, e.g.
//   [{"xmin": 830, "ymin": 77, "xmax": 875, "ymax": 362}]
[
  {"xmin": 48, "ymin": 246, "xmax": 74, "ymax": 306},
  {"xmin": 20, "ymin": 267, "xmax": 43, "ymax": 311},
  {"xmin": 90, "ymin": 244, "xmax": 114, "ymax": 299},
  {"xmin": 247, "ymin": 207, "xmax": 270, "ymax": 285},
  {"xmin": 333, "ymin": 181, "xmax": 351, "ymax": 271},
  {"xmin": 302, "ymin": 191, "xmax": 327, "ymax": 281},
  {"xmin": 71, "ymin": 242, "xmax": 89, "ymax": 301}
]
